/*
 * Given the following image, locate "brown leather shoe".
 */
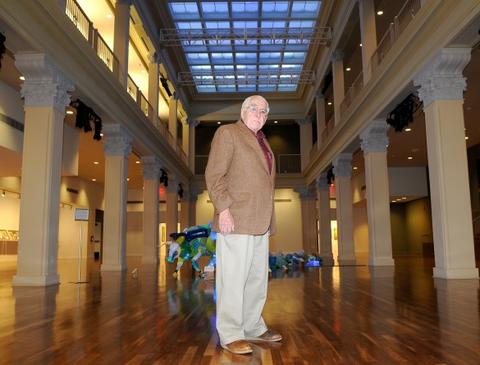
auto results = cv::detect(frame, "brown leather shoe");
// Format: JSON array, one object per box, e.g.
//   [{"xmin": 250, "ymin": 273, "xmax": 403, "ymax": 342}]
[
  {"xmin": 221, "ymin": 340, "xmax": 253, "ymax": 355},
  {"xmin": 248, "ymin": 330, "xmax": 283, "ymax": 342}
]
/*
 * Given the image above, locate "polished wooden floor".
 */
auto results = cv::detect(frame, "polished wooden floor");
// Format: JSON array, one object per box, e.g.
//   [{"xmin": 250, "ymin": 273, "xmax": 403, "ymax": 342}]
[{"xmin": 0, "ymin": 257, "xmax": 479, "ymax": 365}]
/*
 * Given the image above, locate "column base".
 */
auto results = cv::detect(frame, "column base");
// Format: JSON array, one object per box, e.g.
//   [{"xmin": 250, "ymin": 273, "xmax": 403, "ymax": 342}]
[
  {"xmin": 12, "ymin": 273, "xmax": 60, "ymax": 287},
  {"xmin": 101, "ymin": 263, "xmax": 127, "ymax": 272},
  {"xmin": 369, "ymin": 256, "xmax": 394, "ymax": 266},
  {"xmin": 320, "ymin": 255, "xmax": 335, "ymax": 266},
  {"xmin": 338, "ymin": 257, "xmax": 356, "ymax": 266},
  {"xmin": 433, "ymin": 266, "xmax": 479, "ymax": 279}
]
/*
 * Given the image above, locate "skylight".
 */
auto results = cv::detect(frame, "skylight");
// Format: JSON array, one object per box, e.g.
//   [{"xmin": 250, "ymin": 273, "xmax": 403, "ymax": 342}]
[{"xmin": 167, "ymin": 1, "xmax": 323, "ymax": 93}]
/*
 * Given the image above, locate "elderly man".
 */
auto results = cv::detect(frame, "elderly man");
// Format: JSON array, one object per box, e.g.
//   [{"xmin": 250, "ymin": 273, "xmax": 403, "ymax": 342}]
[{"xmin": 205, "ymin": 95, "xmax": 282, "ymax": 355}]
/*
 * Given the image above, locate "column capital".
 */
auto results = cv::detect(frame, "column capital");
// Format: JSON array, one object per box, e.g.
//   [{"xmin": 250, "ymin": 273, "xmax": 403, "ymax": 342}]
[
  {"xmin": 413, "ymin": 48, "xmax": 470, "ymax": 108},
  {"xmin": 316, "ymin": 172, "xmax": 329, "ymax": 191},
  {"xmin": 103, "ymin": 124, "xmax": 132, "ymax": 156},
  {"xmin": 331, "ymin": 49, "xmax": 344, "ymax": 61},
  {"xmin": 141, "ymin": 156, "xmax": 161, "ymax": 180},
  {"xmin": 360, "ymin": 119, "xmax": 389, "ymax": 153},
  {"xmin": 15, "ymin": 53, "xmax": 74, "ymax": 111},
  {"xmin": 295, "ymin": 116, "xmax": 312, "ymax": 125},
  {"xmin": 333, "ymin": 153, "xmax": 352, "ymax": 177},
  {"xmin": 187, "ymin": 118, "xmax": 200, "ymax": 127}
]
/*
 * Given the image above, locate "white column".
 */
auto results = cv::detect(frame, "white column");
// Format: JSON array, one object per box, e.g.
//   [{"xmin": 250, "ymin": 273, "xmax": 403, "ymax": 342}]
[
  {"xmin": 13, "ymin": 53, "xmax": 74, "ymax": 286},
  {"xmin": 296, "ymin": 117, "xmax": 313, "ymax": 172},
  {"xmin": 188, "ymin": 119, "xmax": 199, "ymax": 174},
  {"xmin": 148, "ymin": 52, "xmax": 160, "ymax": 127},
  {"xmin": 315, "ymin": 91, "xmax": 326, "ymax": 149},
  {"xmin": 317, "ymin": 173, "xmax": 334, "ymax": 266},
  {"xmin": 142, "ymin": 156, "xmax": 161, "ymax": 264},
  {"xmin": 359, "ymin": 0, "xmax": 377, "ymax": 83},
  {"xmin": 101, "ymin": 124, "xmax": 132, "ymax": 271},
  {"xmin": 180, "ymin": 188, "xmax": 189, "ymax": 231},
  {"xmin": 414, "ymin": 47, "xmax": 478, "ymax": 279},
  {"xmin": 331, "ymin": 50, "xmax": 345, "ymax": 125},
  {"xmin": 333, "ymin": 153, "xmax": 356, "ymax": 265},
  {"xmin": 166, "ymin": 175, "xmax": 179, "ymax": 237},
  {"xmin": 298, "ymin": 187, "xmax": 317, "ymax": 254},
  {"xmin": 113, "ymin": 0, "xmax": 131, "ymax": 87},
  {"xmin": 168, "ymin": 94, "xmax": 178, "ymax": 141},
  {"xmin": 360, "ymin": 120, "xmax": 394, "ymax": 266},
  {"xmin": 181, "ymin": 117, "xmax": 189, "ymax": 154}
]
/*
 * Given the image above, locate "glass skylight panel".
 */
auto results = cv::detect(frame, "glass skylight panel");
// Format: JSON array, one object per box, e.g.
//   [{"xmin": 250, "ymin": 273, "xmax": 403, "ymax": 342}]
[
  {"xmin": 197, "ymin": 85, "xmax": 217, "ymax": 92},
  {"xmin": 211, "ymin": 53, "xmax": 233, "ymax": 63},
  {"xmin": 205, "ymin": 21, "xmax": 230, "ymax": 29},
  {"xmin": 176, "ymin": 22, "xmax": 202, "ymax": 30},
  {"xmin": 201, "ymin": 2, "xmax": 229, "ymax": 18},
  {"xmin": 259, "ymin": 64, "xmax": 280, "ymax": 70},
  {"xmin": 283, "ymin": 52, "xmax": 306, "ymax": 62},
  {"xmin": 262, "ymin": 1, "xmax": 289, "ymax": 15},
  {"xmin": 261, "ymin": 21, "xmax": 287, "ymax": 29},
  {"xmin": 214, "ymin": 65, "xmax": 234, "ymax": 70},
  {"xmin": 278, "ymin": 84, "xmax": 297, "ymax": 92},
  {"xmin": 291, "ymin": 1, "xmax": 321, "ymax": 18},
  {"xmin": 191, "ymin": 65, "xmax": 212, "ymax": 71},
  {"xmin": 233, "ymin": 21, "xmax": 258, "ymax": 30},
  {"xmin": 217, "ymin": 85, "xmax": 237, "ymax": 92},
  {"xmin": 232, "ymin": 2, "xmax": 258, "ymax": 16},
  {"xmin": 186, "ymin": 53, "xmax": 210, "ymax": 64},
  {"xmin": 235, "ymin": 52, "xmax": 257, "ymax": 63},
  {"xmin": 260, "ymin": 52, "xmax": 282, "ymax": 63},
  {"xmin": 236, "ymin": 64, "xmax": 257, "ymax": 71},
  {"xmin": 282, "ymin": 64, "xmax": 303, "ymax": 70},
  {"xmin": 169, "ymin": 2, "xmax": 199, "ymax": 19}
]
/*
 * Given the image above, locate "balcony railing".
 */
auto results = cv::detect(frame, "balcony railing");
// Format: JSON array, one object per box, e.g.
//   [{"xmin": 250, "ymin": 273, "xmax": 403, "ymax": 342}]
[
  {"xmin": 63, "ymin": 0, "xmax": 187, "ymax": 165},
  {"xmin": 340, "ymin": 71, "xmax": 363, "ymax": 118},
  {"xmin": 370, "ymin": 0, "xmax": 421, "ymax": 74}
]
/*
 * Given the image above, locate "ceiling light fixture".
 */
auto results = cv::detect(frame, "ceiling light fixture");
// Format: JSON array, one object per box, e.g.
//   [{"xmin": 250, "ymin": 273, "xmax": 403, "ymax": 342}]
[
  {"xmin": 91, "ymin": 178, "xmax": 96, "ymax": 182},
  {"xmin": 135, "ymin": 160, "xmax": 140, "ymax": 164},
  {"xmin": 127, "ymin": 178, "xmax": 130, "ymax": 181},
  {"xmin": 404, "ymin": 127, "xmax": 412, "ymax": 132},
  {"xmin": 353, "ymin": 166, "xmax": 358, "ymax": 170},
  {"xmin": 274, "ymin": 120, "xmax": 278, "ymax": 124},
  {"xmin": 66, "ymin": 110, "xmax": 74, "ymax": 115},
  {"xmin": 19, "ymin": 76, "xmax": 25, "ymax": 81},
  {"xmin": 1, "ymin": 190, "xmax": 5, "ymax": 198},
  {"xmin": 377, "ymin": 10, "xmax": 384, "ymax": 15},
  {"xmin": 465, "ymin": 136, "xmax": 469, "ymax": 140},
  {"xmin": 217, "ymin": 121, "xmax": 221, "ymax": 125},
  {"xmin": 359, "ymin": 43, "xmax": 363, "ymax": 47},
  {"xmin": 407, "ymin": 156, "xmax": 413, "ymax": 160},
  {"xmin": 345, "ymin": 67, "xmax": 351, "ymax": 71},
  {"xmin": 327, "ymin": 101, "xmax": 332, "ymax": 105},
  {"xmin": 93, "ymin": 161, "xmax": 99, "ymax": 165}
]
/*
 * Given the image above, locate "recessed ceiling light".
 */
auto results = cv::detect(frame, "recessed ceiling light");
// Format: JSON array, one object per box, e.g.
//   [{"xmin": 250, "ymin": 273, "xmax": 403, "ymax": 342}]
[
  {"xmin": 327, "ymin": 101, "xmax": 332, "ymax": 105},
  {"xmin": 405, "ymin": 128, "xmax": 412, "ymax": 132},
  {"xmin": 274, "ymin": 120, "xmax": 278, "ymax": 124},
  {"xmin": 353, "ymin": 166, "xmax": 358, "ymax": 170},
  {"xmin": 377, "ymin": 10, "xmax": 384, "ymax": 15},
  {"xmin": 391, "ymin": 200, "xmax": 395, "ymax": 203},
  {"xmin": 93, "ymin": 161, "xmax": 99, "ymax": 165},
  {"xmin": 19, "ymin": 76, "xmax": 25, "ymax": 81},
  {"xmin": 91, "ymin": 178, "xmax": 96, "ymax": 182},
  {"xmin": 402, "ymin": 197, "xmax": 407, "ymax": 200},
  {"xmin": 66, "ymin": 110, "xmax": 74, "ymax": 115},
  {"xmin": 217, "ymin": 121, "xmax": 221, "ymax": 125},
  {"xmin": 346, "ymin": 67, "xmax": 351, "ymax": 71},
  {"xmin": 106, "ymin": 14, "xmax": 113, "ymax": 19},
  {"xmin": 127, "ymin": 177, "xmax": 130, "ymax": 181},
  {"xmin": 359, "ymin": 43, "xmax": 363, "ymax": 47},
  {"xmin": 465, "ymin": 136, "xmax": 469, "ymax": 140},
  {"xmin": 100, "ymin": 133, "xmax": 104, "ymax": 137},
  {"xmin": 408, "ymin": 156, "xmax": 413, "ymax": 160},
  {"xmin": 135, "ymin": 160, "xmax": 140, "ymax": 164}
]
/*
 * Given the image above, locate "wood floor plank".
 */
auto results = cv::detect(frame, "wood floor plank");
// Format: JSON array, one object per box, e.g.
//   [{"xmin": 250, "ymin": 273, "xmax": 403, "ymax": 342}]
[{"xmin": 0, "ymin": 257, "xmax": 479, "ymax": 364}]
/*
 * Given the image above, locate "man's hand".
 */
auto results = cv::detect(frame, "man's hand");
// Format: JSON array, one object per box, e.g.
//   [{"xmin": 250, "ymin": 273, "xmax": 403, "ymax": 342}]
[{"xmin": 219, "ymin": 208, "xmax": 235, "ymax": 234}]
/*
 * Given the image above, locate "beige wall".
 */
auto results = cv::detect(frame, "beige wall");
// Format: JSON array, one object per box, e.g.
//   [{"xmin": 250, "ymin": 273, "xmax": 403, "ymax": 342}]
[{"xmin": 405, "ymin": 198, "xmax": 433, "ymax": 255}]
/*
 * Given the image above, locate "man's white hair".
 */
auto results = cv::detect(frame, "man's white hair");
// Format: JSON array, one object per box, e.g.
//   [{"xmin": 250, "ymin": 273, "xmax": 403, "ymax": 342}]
[{"xmin": 241, "ymin": 95, "xmax": 270, "ymax": 114}]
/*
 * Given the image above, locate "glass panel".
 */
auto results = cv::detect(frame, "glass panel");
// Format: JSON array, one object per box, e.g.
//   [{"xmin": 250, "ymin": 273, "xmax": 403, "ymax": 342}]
[{"xmin": 169, "ymin": 2, "xmax": 199, "ymax": 18}]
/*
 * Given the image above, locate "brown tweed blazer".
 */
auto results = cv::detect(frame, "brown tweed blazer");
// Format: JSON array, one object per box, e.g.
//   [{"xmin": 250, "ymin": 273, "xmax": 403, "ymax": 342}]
[{"xmin": 205, "ymin": 120, "xmax": 276, "ymax": 235}]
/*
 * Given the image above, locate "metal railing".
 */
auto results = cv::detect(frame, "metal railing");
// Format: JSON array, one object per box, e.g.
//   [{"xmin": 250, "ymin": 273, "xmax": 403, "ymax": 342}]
[
  {"xmin": 370, "ymin": 0, "xmax": 421, "ymax": 74},
  {"xmin": 64, "ymin": 0, "xmax": 190, "ymax": 166},
  {"xmin": 340, "ymin": 71, "xmax": 364, "ymax": 117},
  {"xmin": 277, "ymin": 154, "xmax": 301, "ymax": 173},
  {"xmin": 65, "ymin": 0, "xmax": 91, "ymax": 41}
]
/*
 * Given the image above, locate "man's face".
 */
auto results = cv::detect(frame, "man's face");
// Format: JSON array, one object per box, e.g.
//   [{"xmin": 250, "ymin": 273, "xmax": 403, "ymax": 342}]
[{"xmin": 242, "ymin": 96, "xmax": 269, "ymax": 133}]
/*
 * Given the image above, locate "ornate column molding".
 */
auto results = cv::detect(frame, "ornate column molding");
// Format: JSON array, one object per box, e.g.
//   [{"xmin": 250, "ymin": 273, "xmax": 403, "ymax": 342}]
[
  {"xmin": 333, "ymin": 153, "xmax": 352, "ymax": 177},
  {"xmin": 141, "ymin": 156, "xmax": 161, "ymax": 180},
  {"xmin": 360, "ymin": 119, "xmax": 390, "ymax": 153},
  {"xmin": 331, "ymin": 49, "xmax": 344, "ymax": 61},
  {"xmin": 413, "ymin": 48, "xmax": 470, "ymax": 108},
  {"xmin": 103, "ymin": 124, "xmax": 132, "ymax": 156},
  {"xmin": 15, "ymin": 53, "xmax": 74, "ymax": 111},
  {"xmin": 316, "ymin": 172, "xmax": 329, "ymax": 191}
]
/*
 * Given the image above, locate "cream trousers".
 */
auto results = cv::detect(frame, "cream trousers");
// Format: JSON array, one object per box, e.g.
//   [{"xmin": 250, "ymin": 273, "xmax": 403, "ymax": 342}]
[{"xmin": 216, "ymin": 232, "xmax": 269, "ymax": 346}]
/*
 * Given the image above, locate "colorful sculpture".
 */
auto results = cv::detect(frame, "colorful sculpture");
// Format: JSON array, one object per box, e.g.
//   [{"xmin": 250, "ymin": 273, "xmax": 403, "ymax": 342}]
[{"xmin": 166, "ymin": 223, "xmax": 216, "ymax": 276}]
